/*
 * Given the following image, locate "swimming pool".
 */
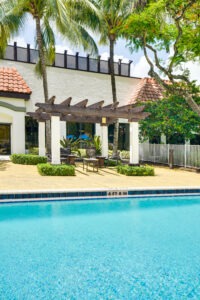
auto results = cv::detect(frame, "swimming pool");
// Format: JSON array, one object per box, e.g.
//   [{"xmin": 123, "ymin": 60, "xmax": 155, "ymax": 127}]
[{"xmin": 1, "ymin": 196, "xmax": 200, "ymax": 299}]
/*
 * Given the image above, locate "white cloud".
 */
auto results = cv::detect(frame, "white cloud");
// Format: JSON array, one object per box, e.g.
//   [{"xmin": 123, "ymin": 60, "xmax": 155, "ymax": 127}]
[
  {"xmin": 55, "ymin": 45, "xmax": 74, "ymax": 55},
  {"xmin": 9, "ymin": 36, "xmax": 33, "ymax": 47},
  {"xmin": 131, "ymin": 55, "xmax": 150, "ymax": 78},
  {"xmin": 183, "ymin": 61, "xmax": 200, "ymax": 84},
  {"xmin": 100, "ymin": 52, "xmax": 130, "ymax": 63},
  {"xmin": 130, "ymin": 53, "xmax": 200, "ymax": 84},
  {"xmin": 9, "ymin": 37, "xmax": 75, "ymax": 56}
]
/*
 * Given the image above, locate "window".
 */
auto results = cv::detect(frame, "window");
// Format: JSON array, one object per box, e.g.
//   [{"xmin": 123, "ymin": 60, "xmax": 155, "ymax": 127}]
[{"xmin": 0, "ymin": 124, "xmax": 11, "ymax": 155}]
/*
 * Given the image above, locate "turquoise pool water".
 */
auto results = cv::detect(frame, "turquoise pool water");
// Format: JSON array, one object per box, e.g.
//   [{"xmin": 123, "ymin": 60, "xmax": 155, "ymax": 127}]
[{"xmin": 1, "ymin": 196, "xmax": 200, "ymax": 299}]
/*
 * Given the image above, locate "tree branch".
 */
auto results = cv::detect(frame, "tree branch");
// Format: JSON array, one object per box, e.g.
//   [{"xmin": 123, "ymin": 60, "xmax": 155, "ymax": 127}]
[
  {"xmin": 142, "ymin": 33, "xmax": 200, "ymax": 116},
  {"xmin": 145, "ymin": 43, "xmax": 174, "ymax": 81},
  {"xmin": 167, "ymin": 0, "xmax": 197, "ymax": 73},
  {"xmin": 143, "ymin": 36, "xmax": 170, "ymax": 90}
]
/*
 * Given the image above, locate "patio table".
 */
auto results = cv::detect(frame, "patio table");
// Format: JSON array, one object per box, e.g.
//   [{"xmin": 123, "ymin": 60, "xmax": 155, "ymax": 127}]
[{"xmin": 83, "ymin": 158, "xmax": 99, "ymax": 172}]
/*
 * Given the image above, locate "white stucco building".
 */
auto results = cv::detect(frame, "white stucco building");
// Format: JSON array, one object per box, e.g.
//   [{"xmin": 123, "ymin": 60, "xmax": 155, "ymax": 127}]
[
  {"xmin": 0, "ymin": 43, "xmax": 142, "ymax": 156},
  {"xmin": 0, "ymin": 67, "xmax": 31, "ymax": 154}
]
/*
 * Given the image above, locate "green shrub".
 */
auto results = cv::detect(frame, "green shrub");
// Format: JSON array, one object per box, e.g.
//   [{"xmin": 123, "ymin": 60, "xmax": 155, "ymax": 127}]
[
  {"xmin": 120, "ymin": 150, "xmax": 130, "ymax": 159},
  {"xmin": 11, "ymin": 154, "xmax": 47, "ymax": 165},
  {"xmin": 28, "ymin": 147, "xmax": 39, "ymax": 155},
  {"xmin": 117, "ymin": 165, "xmax": 154, "ymax": 176},
  {"xmin": 105, "ymin": 159, "xmax": 121, "ymax": 167},
  {"xmin": 37, "ymin": 163, "xmax": 75, "ymax": 176}
]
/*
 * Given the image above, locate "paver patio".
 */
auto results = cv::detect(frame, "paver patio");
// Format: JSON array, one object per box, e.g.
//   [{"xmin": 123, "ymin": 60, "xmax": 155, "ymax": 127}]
[{"xmin": 0, "ymin": 161, "xmax": 199, "ymax": 191}]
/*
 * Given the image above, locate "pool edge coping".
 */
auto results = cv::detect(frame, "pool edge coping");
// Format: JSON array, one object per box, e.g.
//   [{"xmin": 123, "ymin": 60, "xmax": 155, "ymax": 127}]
[
  {"xmin": 1, "ymin": 186, "xmax": 200, "ymax": 194},
  {"xmin": 1, "ymin": 186, "xmax": 200, "ymax": 203}
]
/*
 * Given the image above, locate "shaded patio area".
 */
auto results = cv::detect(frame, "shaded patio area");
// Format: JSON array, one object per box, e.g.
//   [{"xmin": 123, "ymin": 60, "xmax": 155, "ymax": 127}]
[{"xmin": 0, "ymin": 161, "xmax": 199, "ymax": 192}]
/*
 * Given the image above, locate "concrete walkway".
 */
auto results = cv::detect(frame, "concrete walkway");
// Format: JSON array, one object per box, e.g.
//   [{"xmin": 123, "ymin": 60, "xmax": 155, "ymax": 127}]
[{"xmin": 0, "ymin": 161, "xmax": 199, "ymax": 192}]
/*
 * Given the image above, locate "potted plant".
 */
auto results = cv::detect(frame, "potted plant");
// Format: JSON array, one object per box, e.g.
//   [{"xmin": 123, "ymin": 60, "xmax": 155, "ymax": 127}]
[
  {"xmin": 85, "ymin": 135, "xmax": 102, "ymax": 157},
  {"xmin": 60, "ymin": 137, "xmax": 81, "ymax": 156}
]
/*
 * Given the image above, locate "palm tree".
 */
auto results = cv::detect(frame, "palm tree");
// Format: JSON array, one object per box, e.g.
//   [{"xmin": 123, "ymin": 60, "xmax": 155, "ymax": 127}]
[
  {"xmin": 1, "ymin": 0, "xmax": 98, "ymax": 152},
  {"xmin": 0, "ymin": 1, "xmax": 24, "ymax": 58},
  {"xmin": 90, "ymin": 0, "xmax": 137, "ymax": 157}
]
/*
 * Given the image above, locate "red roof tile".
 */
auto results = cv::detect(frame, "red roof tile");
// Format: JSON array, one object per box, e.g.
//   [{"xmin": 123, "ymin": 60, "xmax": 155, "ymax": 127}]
[
  {"xmin": 128, "ymin": 77, "xmax": 169, "ymax": 104},
  {"xmin": 0, "ymin": 67, "xmax": 31, "ymax": 94}
]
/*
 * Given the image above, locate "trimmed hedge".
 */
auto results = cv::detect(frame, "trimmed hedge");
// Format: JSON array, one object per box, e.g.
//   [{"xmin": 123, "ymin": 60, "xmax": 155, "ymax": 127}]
[
  {"xmin": 11, "ymin": 154, "xmax": 47, "ymax": 165},
  {"xmin": 117, "ymin": 165, "xmax": 154, "ymax": 176},
  {"xmin": 37, "ymin": 163, "xmax": 75, "ymax": 176},
  {"xmin": 105, "ymin": 159, "xmax": 121, "ymax": 167},
  {"xmin": 28, "ymin": 147, "xmax": 39, "ymax": 155}
]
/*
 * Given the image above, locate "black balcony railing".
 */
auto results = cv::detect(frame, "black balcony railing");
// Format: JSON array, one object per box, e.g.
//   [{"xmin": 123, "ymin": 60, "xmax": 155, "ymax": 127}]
[{"xmin": 3, "ymin": 42, "xmax": 133, "ymax": 77}]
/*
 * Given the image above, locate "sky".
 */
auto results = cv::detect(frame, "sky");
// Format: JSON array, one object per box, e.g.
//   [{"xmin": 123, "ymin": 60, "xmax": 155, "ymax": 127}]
[{"xmin": 9, "ymin": 17, "xmax": 200, "ymax": 83}]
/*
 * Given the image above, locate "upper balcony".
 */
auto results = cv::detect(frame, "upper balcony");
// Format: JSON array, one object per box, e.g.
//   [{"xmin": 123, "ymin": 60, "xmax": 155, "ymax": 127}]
[{"xmin": 3, "ymin": 42, "xmax": 133, "ymax": 77}]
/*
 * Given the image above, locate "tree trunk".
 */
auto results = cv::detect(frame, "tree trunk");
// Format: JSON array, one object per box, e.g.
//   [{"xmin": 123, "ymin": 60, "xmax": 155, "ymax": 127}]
[
  {"xmin": 109, "ymin": 37, "xmax": 119, "ymax": 157},
  {"xmin": 184, "ymin": 93, "xmax": 200, "ymax": 117},
  {"xmin": 35, "ymin": 17, "xmax": 51, "ymax": 153}
]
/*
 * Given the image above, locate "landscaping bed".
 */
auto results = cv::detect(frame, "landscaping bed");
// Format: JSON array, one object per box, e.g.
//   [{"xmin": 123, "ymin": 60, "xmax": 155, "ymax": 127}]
[
  {"xmin": 11, "ymin": 154, "xmax": 47, "ymax": 165},
  {"xmin": 37, "ymin": 163, "xmax": 75, "ymax": 176},
  {"xmin": 117, "ymin": 165, "xmax": 154, "ymax": 176}
]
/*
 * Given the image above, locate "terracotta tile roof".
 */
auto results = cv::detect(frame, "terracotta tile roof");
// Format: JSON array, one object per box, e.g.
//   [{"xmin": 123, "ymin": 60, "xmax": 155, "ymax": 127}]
[
  {"xmin": 0, "ymin": 67, "xmax": 31, "ymax": 94},
  {"xmin": 128, "ymin": 77, "xmax": 169, "ymax": 104}
]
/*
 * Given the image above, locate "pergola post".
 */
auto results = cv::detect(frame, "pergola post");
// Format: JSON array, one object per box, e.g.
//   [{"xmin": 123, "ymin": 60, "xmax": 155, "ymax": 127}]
[
  {"xmin": 51, "ymin": 115, "xmax": 61, "ymax": 164},
  {"xmin": 60, "ymin": 121, "xmax": 66, "ymax": 140},
  {"xmin": 38, "ymin": 121, "xmax": 46, "ymax": 156},
  {"xmin": 95, "ymin": 123, "xmax": 101, "ymax": 137},
  {"xmin": 129, "ymin": 122, "xmax": 139, "ymax": 165},
  {"xmin": 101, "ymin": 125, "xmax": 108, "ymax": 158}
]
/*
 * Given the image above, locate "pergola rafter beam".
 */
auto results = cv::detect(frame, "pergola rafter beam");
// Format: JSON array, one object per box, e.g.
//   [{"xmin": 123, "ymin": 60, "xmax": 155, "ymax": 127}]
[
  {"xmin": 74, "ymin": 99, "xmax": 88, "ymax": 107},
  {"xmin": 35, "ymin": 103, "xmax": 147, "ymax": 120},
  {"xmin": 87, "ymin": 100, "xmax": 104, "ymax": 109},
  {"xmin": 47, "ymin": 95, "xmax": 56, "ymax": 104},
  {"xmin": 35, "ymin": 107, "xmax": 44, "ymax": 113},
  {"xmin": 60, "ymin": 97, "xmax": 72, "ymax": 106},
  {"xmin": 28, "ymin": 96, "xmax": 149, "ymax": 127},
  {"xmin": 27, "ymin": 112, "xmax": 117, "ymax": 124},
  {"xmin": 128, "ymin": 112, "xmax": 150, "ymax": 121},
  {"xmin": 103, "ymin": 102, "xmax": 119, "ymax": 109}
]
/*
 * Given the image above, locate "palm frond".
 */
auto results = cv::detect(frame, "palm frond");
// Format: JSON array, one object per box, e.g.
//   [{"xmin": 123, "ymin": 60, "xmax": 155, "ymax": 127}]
[
  {"xmin": 0, "ymin": 0, "xmax": 25, "ymax": 57},
  {"xmin": 41, "ymin": 18, "xmax": 56, "ymax": 64}
]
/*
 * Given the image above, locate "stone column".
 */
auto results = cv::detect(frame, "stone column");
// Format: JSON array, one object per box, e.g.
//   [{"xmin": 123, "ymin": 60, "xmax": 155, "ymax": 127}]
[
  {"xmin": 38, "ymin": 121, "xmax": 46, "ymax": 156},
  {"xmin": 129, "ymin": 122, "xmax": 139, "ymax": 165},
  {"xmin": 60, "ymin": 121, "xmax": 66, "ymax": 140},
  {"xmin": 95, "ymin": 123, "xmax": 101, "ymax": 137},
  {"xmin": 101, "ymin": 125, "xmax": 108, "ymax": 158},
  {"xmin": 12, "ymin": 113, "xmax": 25, "ymax": 154},
  {"xmin": 51, "ymin": 115, "xmax": 61, "ymax": 164}
]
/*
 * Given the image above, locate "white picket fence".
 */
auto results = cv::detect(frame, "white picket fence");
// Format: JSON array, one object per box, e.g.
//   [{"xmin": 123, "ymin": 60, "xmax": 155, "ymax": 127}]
[{"xmin": 139, "ymin": 143, "xmax": 200, "ymax": 168}]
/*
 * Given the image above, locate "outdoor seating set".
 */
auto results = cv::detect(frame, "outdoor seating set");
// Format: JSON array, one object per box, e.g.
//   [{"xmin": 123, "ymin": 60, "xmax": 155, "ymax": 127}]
[
  {"xmin": 59, "ymin": 147, "xmax": 81, "ymax": 162},
  {"xmin": 58, "ymin": 147, "xmax": 106, "ymax": 172}
]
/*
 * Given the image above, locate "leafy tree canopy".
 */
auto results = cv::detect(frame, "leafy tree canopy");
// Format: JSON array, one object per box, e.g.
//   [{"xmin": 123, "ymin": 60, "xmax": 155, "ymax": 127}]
[
  {"xmin": 139, "ymin": 95, "xmax": 200, "ymax": 142},
  {"xmin": 126, "ymin": 0, "xmax": 200, "ymax": 57},
  {"xmin": 123, "ymin": 0, "xmax": 200, "ymax": 116}
]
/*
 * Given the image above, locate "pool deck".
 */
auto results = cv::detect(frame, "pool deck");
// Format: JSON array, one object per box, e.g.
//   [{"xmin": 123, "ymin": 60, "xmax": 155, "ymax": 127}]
[{"xmin": 0, "ymin": 161, "xmax": 199, "ymax": 192}]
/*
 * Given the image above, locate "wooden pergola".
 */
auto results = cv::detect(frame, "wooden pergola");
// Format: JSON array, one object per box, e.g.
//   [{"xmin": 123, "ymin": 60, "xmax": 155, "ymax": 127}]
[{"xmin": 27, "ymin": 96, "xmax": 149, "ymax": 164}]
